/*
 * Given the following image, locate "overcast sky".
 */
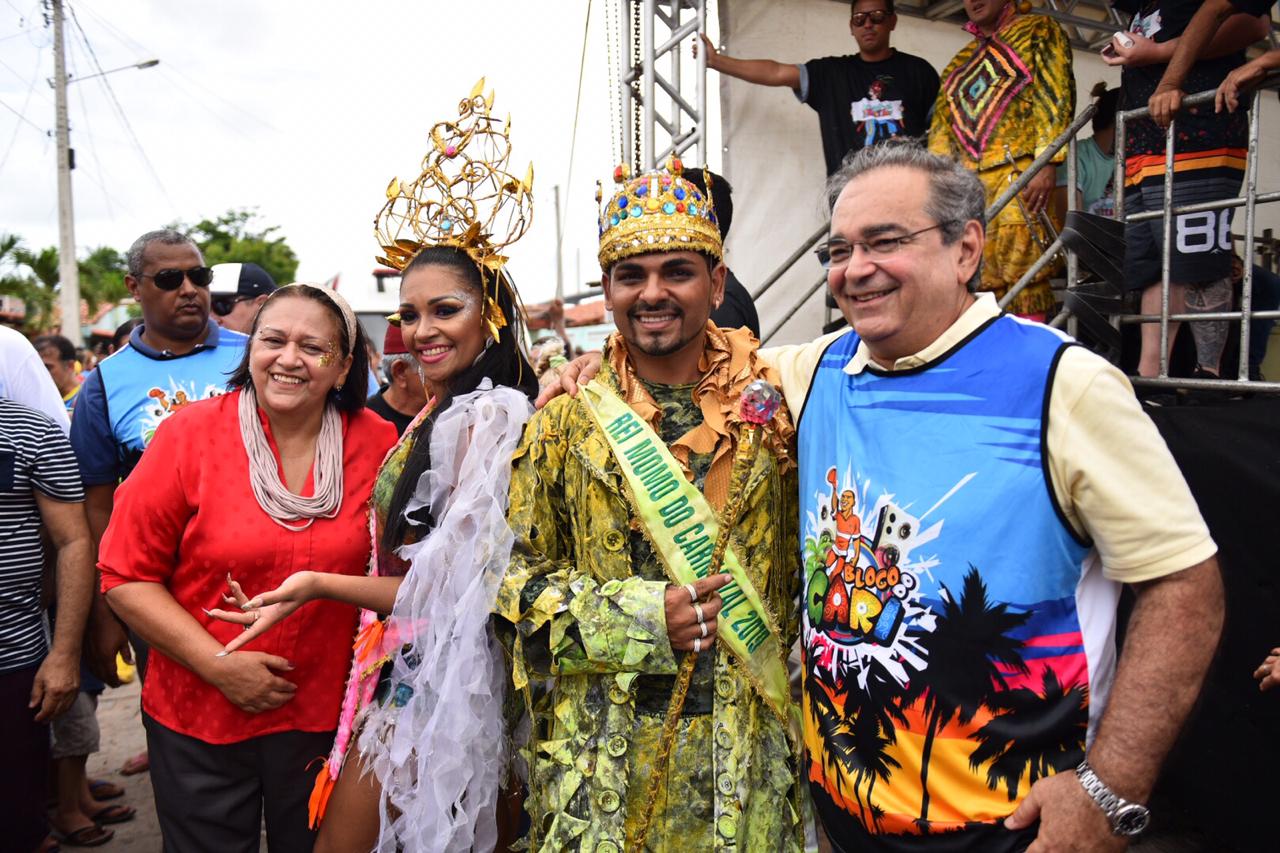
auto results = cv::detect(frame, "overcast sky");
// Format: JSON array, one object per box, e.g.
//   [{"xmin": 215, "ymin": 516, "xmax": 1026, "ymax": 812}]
[{"xmin": 0, "ymin": 0, "xmax": 690, "ymax": 308}]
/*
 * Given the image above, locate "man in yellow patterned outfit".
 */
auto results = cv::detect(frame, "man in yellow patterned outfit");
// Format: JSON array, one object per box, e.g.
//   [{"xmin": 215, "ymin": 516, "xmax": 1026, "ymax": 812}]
[
  {"xmin": 929, "ymin": 0, "xmax": 1075, "ymax": 318},
  {"xmin": 495, "ymin": 158, "xmax": 803, "ymax": 852}
]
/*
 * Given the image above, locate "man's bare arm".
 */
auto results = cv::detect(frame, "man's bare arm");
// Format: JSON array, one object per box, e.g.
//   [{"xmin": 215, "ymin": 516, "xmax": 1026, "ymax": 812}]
[
  {"xmin": 30, "ymin": 494, "xmax": 95, "ymax": 721},
  {"xmin": 82, "ymin": 482, "xmax": 130, "ymax": 685},
  {"xmin": 1149, "ymin": 0, "xmax": 1270, "ymax": 126},
  {"xmin": 1007, "ymin": 557, "xmax": 1223, "ymax": 848},
  {"xmin": 698, "ymin": 33, "xmax": 801, "ymax": 90},
  {"xmin": 1085, "ymin": 557, "xmax": 1223, "ymax": 801}
]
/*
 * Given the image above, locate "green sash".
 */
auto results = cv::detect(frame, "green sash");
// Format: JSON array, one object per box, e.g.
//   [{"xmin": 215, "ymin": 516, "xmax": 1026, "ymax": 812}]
[{"xmin": 578, "ymin": 380, "xmax": 793, "ymax": 726}]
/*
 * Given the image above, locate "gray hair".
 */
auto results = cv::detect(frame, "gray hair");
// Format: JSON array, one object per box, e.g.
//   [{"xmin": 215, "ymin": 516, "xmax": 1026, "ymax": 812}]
[
  {"xmin": 126, "ymin": 229, "xmax": 199, "ymax": 277},
  {"xmin": 381, "ymin": 352, "xmax": 418, "ymax": 382},
  {"xmin": 826, "ymin": 140, "xmax": 986, "ymax": 292}
]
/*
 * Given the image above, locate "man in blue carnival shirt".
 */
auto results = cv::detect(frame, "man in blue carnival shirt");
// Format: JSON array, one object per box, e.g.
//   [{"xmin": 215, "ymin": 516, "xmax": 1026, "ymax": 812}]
[{"xmin": 71, "ymin": 229, "xmax": 247, "ymax": 692}]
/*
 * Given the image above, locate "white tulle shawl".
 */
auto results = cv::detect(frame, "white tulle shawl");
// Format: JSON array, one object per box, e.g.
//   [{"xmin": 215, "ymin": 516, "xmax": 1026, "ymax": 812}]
[{"xmin": 357, "ymin": 380, "xmax": 532, "ymax": 853}]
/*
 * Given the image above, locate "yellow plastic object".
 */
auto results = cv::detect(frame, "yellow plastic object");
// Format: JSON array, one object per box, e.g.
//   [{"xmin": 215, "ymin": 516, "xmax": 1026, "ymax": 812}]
[{"xmin": 115, "ymin": 653, "xmax": 136, "ymax": 684}]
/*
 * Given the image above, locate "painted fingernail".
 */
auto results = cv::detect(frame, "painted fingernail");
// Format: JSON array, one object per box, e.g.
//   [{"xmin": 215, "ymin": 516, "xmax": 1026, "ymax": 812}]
[{"xmin": 215, "ymin": 651, "xmax": 228, "ymax": 658}]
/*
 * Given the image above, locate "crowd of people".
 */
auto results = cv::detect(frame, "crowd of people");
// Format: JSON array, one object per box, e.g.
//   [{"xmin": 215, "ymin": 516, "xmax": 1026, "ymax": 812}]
[{"xmin": 1, "ymin": 1, "xmax": 1277, "ymax": 853}]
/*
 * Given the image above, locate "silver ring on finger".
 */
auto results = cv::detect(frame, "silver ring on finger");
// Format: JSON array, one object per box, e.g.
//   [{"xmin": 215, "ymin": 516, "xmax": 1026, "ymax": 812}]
[
  {"xmin": 684, "ymin": 583, "xmax": 698, "ymax": 605},
  {"xmin": 700, "ymin": 620, "xmax": 708, "ymax": 638},
  {"xmin": 694, "ymin": 602, "xmax": 705, "ymax": 624},
  {"xmin": 693, "ymin": 637, "xmax": 702, "ymax": 654}
]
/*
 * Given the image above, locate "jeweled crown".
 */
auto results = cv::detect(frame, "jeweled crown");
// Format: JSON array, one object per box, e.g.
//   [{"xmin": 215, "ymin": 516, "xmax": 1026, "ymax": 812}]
[{"xmin": 597, "ymin": 155, "xmax": 722, "ymax": 270}]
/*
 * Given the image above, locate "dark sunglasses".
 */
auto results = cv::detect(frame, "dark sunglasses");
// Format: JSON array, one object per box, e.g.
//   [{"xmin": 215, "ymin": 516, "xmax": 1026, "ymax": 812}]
[
  {"xmin": 852, "ymin": 10, "xmax": 889, "ymax": 26},
  {"xmin": 211, "ymin": 294, "xmax": 252, "ymax": 316},
  {"xmin": 141, "ymin": 266, "xmax": 214, "ymax": 291}
]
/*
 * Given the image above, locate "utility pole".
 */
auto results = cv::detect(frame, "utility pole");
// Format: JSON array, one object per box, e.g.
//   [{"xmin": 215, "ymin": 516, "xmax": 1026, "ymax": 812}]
[
  {"xmin": 553, "ymin": 184, "xmax": 565, "ymax": 301},
  {"xmin": 52, "ymin": 0, "xmax": 81, "ymax": 345}
]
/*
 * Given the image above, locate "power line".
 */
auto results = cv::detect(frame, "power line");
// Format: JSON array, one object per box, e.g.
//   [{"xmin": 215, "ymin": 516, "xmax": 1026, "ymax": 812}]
[
  {"xmin": 0, "ymin": 44, "xmax": 44, "ymax": 177},
  {"xmin": 72, "ymin": 0, "xmax": 277, "ymax": 133},
  {"xmin": 66, "ymin": 2, "xmax": 172, "ymax": 209},
  {"xmin": 67, "ymin": 43, "xmax": 115, "ymax": 220},
  {"xmin": 0, "ymin": 95, "xmax": 43, "ymax": 131},
  {"xmin": 559, "ymin": 0, "xmax": 594, "ymax": 266}
]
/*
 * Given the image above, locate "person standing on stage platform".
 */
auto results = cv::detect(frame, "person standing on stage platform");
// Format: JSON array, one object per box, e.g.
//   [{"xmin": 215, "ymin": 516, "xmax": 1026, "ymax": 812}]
[
  {"xmin": 929, "ymin": 0, "xmax": 1074, "ymax": 320},
  {"xmin": 210, "ymin": 261, "xmax": 278, "ymax": 335},
  {"xmin": 365, "ymin": 324, "xmax": 429, "ymax": 436},
  {"xmin": 698, "ymin": 0, "xmax": 939, "ymax": 176},
  {"xmin": 1102, "ymin": 0, "xmax": 1271, "ymax": 380}
]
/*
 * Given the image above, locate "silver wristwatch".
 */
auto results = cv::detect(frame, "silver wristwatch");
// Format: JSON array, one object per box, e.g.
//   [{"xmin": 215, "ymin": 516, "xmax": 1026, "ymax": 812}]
[{"xmin": 1074, "ymin": 760, "xmax": 1151, "ymax": 837}]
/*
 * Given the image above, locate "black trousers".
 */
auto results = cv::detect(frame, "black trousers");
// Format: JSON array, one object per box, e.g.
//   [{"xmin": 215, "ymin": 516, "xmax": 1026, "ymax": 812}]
[
  {"xmin": 144, "ymin": 713, "xmax": 333, "ymax": 853},
  {"xmin": 0, "ymin": 664, "xmax": 49, "ymax": 853}
]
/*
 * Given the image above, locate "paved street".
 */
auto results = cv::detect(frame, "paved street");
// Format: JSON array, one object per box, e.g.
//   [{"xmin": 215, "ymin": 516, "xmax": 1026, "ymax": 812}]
[{"xmin": 85, "ymin": 679, "xmax": 160, "ymax": 850}]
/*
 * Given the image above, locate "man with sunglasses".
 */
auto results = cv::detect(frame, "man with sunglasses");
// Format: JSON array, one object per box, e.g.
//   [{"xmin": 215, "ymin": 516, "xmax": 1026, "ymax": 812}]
[
  {"xmin": 69, "ymin": 229, "xmax": 248, "ymax": 694},
  {"xmin": 698, "ymin": 0, "xmax": 938, "ymax": 176},
  {"xmin": 209, "ymin": 261, "xmax": 278, "ymax": 334}
]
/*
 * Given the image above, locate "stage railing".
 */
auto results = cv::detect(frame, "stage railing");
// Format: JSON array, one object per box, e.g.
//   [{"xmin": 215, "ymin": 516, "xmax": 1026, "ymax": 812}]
[{"xmin": 1111, "ymin": 73, "xmax": 1280, "ymax": 393}]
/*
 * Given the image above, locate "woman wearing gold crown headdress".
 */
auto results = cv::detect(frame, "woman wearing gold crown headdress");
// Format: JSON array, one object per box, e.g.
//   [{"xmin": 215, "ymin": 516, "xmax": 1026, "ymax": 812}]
[{"xmin": 209, "ymin": 80, "xmax": 538, "ymax": 852}]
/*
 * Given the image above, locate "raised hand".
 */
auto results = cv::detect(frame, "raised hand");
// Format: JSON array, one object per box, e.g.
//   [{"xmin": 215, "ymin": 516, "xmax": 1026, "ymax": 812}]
[
  {"xmin": 207, "ymin": 572, "xmax": 319, "ymax": 655},
  {"xmin": 534, "ymin": 350, "xmax": 603, "ymax": 408}
]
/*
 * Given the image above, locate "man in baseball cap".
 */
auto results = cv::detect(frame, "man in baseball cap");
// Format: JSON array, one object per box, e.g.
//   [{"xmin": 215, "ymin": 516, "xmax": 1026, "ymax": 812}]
[{"xmin": 208, "ymin": 262, "xmax": 277, "ymax": 333}]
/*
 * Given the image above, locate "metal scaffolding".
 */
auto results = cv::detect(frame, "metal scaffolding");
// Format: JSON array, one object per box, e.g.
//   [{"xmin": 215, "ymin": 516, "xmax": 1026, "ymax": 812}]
[{"xmin": 618, "ymin": 0, "xmax": 709, "ymax": 171}]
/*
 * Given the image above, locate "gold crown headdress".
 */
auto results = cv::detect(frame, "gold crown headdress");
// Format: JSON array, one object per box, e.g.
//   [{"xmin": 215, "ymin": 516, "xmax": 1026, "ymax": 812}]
[
  {"xmin": 375, "ymin": 78, "xmax": 534, "ymax": 341},
  {"xmin": 596, "ymin": 154, "xmax": 722, "ymax": 270}
]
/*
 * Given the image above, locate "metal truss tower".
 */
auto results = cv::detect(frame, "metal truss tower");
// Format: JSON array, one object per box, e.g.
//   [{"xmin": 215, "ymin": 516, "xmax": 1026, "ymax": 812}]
[{"xmin": 617, "ymin": 0, "xmax": 709, "ymax": 171}]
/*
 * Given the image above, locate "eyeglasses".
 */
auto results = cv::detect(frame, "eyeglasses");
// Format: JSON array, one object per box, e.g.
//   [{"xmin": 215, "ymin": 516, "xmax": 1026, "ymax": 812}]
[
  {"xmin": 141, "ymin": 266, "xmax": 214, "ymax": 291},
  {"xmin": 211, "ymin": 295, "xmax": 252, "ymax": 316},
  {"xmin": 814, "ymin": 221, "xmax": 957, "ymax": 269},
  {"xmin": 851, "ymin": 10, "xmax": 890, "ymax": 26}
]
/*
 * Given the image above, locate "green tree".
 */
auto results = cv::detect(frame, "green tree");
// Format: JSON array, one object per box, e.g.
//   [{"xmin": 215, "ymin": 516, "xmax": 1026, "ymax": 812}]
[
  {"xmin": 179, "ymin": 208, "xmax": 299, "ymax": 285},
  {"xmin": 0, "ymin": 235, "xmax": 134, "ymax": 332}
]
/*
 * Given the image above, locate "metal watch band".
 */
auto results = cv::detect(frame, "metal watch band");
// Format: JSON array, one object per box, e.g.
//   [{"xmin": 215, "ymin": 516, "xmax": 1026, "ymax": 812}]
[{"xmin": 1075, "ymin": 760, "xmax": 1150, "ymax": 837}]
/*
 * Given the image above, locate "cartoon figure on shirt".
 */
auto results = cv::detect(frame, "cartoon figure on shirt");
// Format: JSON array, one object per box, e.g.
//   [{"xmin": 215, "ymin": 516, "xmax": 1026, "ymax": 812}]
[
  {"xmin": 821, "ymin": 467, "xmax": 862, "ymax": 627},
  {"xmin": 851, "ymin": 78, "xmax": 904, "ymax": 148},
  {"xmin": 804, "ymin": 466, "xmax": 945, "ymax": 674},
  {"xmin": 141, "ymin": 382, "xmax": 227, "ymax": 445}
]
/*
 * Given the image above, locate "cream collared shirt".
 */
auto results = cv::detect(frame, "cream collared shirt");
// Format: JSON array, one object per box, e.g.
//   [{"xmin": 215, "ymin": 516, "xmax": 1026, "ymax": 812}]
[{"xmin": 762, "ymin": 293, "xmax": 1216, "ymax": 583}]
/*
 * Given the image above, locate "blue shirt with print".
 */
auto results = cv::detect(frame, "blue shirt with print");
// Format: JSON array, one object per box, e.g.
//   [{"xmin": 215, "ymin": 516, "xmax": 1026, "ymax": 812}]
[{"xmin": 70, "ymin": 322, "xmax": 247, "ymax": 486}]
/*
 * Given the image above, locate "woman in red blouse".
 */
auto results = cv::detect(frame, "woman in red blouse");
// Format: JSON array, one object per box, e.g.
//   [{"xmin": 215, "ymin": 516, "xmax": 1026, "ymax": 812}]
[{"xmin": 99, "ymin": 284, "xmax": 397, "ymax": 852}]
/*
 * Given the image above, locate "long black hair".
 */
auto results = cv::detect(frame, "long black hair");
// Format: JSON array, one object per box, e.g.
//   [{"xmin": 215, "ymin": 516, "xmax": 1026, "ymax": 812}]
[
  {"xmin": 227, "ymin": 284, "xmax": 372, "ymax": 413},
  {"xmin": 381, "ymin": 246, "xmax": 538, "ymax": 551}
]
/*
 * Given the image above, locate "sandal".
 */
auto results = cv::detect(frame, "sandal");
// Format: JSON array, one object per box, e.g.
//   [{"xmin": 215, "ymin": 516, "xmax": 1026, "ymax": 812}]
[
  {"xmin": 52, "ymin": 825, "xmax": 113, "ymax": 848},
  {"xmin": 88, "ymin": 803, "xmax": 136, "ymax": 825},
  {"xmin": 88, "ymin": 779, "xmax": 124, "ymax": 801}
]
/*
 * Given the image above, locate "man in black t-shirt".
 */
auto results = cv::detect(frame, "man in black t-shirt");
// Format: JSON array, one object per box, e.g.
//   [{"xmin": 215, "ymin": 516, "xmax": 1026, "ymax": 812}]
[{"xmin": 700, "ymin": 0, "xmax": 939, "ymax": 175}]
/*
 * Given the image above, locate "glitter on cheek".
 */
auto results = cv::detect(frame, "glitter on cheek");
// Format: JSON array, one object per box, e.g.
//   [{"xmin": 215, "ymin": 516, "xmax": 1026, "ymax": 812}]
[{"xmin": 317, "ymin": 343, "xmax": 338, "ymax": 368}]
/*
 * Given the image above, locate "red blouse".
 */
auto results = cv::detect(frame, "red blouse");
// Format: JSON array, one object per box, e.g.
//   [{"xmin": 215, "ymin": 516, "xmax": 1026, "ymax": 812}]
[{"xmin": 99, "ymin": 389, "xmax": 397, "ymax": 744}]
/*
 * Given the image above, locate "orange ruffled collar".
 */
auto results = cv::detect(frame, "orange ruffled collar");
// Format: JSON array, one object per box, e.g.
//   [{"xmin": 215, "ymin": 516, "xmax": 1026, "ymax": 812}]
[{"xmin": 601, "ymin": 322, "xmax": 794, "ymax": 509}]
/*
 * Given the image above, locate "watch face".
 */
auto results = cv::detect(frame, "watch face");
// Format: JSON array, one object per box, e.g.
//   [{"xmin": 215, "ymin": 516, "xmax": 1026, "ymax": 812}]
[{"xmin": 1114, "ymin": 805, "xmax": 1150, "ymax": 836}]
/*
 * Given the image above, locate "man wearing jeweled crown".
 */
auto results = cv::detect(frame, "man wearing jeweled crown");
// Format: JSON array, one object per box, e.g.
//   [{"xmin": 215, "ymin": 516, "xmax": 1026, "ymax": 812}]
[{"xmin": 494, "ymin": 156, "xmax": 804, "ymax": 851}]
